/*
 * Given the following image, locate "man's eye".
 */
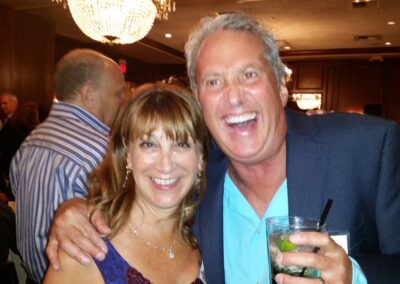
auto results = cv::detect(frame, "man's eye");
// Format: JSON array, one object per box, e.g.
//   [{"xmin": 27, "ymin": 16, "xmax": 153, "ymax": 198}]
[
  {"xmin": 205, "ymin": 78, "xmax": 220, "ymax": 87},
  {"xmin": 244, "ymin": 71, "xmax": 257, "ymax": 80}
]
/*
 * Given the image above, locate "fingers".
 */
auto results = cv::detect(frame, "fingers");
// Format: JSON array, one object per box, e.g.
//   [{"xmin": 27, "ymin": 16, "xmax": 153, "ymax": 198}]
[
  {"xmin": 89, "ymin": 204, "xmax": 112, "ymax": 236},
  {"xmin": 45, "ymin": 197, "xmax": 110, "ymax": 268},
  {"xmin": 46, "ymin": 234, "xmax": 60, "ymax": 271},
  {"xmin": 275, "ymin": 273, "xmax": 323, "ymax": 284},
  {"xmin": 305, "ymin": 109, "xmax": 334, "ymax": 116},
  {"xmin": 277, "ymin": 250, "xmax": 324, "ymax": 270},
  {"xmin": 289, "ymin": 232, "xmax": 333, "ymax": 252},
  {"xmin": 278, "ymin": 232, "xmax": 352, "ymax": 284}
]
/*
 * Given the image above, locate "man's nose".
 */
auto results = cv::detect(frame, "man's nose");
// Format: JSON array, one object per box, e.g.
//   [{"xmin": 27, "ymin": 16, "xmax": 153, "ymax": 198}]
[{"xmin": 224, "ymin": 81, "xmax": 244, "ymax": 106}]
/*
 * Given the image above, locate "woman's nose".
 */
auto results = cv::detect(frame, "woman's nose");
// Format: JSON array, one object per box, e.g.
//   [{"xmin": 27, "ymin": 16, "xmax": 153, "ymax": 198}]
[{"xmin": 157, "ymin": 150, "xmax": 176, "ymax": 173}]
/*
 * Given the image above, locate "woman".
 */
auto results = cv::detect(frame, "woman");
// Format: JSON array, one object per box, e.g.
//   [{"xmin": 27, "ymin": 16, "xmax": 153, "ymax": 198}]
[{"xmin": 44, "ymin": 83, "xmax": 208, "ymax": 283}]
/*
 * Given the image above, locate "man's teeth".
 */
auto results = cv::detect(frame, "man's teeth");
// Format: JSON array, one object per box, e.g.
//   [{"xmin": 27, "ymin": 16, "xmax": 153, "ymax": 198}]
[
  {"xmin": 152, "ymin": 177, "xmax": 178, "ymax": 186},
  {"xmin": 225, "ymin": 112, "xmax": 256, "ymax": 124}
]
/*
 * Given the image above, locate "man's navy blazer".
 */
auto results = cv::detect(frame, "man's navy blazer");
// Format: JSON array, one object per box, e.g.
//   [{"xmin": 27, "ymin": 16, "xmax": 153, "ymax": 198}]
[{"xmin": 192, "ymin": 109, "xmax": 400, "ymax": 284}]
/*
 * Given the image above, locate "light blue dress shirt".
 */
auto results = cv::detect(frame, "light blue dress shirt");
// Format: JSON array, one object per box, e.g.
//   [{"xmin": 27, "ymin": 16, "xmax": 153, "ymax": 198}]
[{"xmin": 223, "ymin": 173, "xmax": 367, "ymax": 284}]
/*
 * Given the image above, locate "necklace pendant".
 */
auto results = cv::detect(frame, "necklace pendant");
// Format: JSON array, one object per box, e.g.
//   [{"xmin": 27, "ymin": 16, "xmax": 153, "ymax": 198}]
[{"xmin": 167, "ymin": 247, "xmax": 175, "ymax": 259}]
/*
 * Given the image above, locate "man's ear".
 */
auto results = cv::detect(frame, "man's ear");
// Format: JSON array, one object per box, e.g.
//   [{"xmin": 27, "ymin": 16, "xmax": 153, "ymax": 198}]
[
  {"xmin": 197, "ymin": 154, "xmax": 204, "ymax": 173},
  {"xmin": 79, "ymin": 83, "xmax": 97, "ymax": 110},
  {"xmin": 279, "ymin": 78, "xmax": 289, "ymax": 107}
]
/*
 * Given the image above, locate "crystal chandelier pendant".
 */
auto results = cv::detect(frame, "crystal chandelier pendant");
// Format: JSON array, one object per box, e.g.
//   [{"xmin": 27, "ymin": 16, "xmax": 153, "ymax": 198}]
[{"xmin": 67, "ymin": 0, "xmax": 157, "ymax": 44}]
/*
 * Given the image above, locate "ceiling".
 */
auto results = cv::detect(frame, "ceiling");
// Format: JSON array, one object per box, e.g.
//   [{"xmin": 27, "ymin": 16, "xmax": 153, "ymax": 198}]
[{"xmin": 1, "ymin": 0, "xmax": 400, "ymax": 64}]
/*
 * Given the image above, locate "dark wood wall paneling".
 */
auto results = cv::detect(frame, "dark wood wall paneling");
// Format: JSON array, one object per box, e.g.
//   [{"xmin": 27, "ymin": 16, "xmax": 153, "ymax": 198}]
[
  {"xmin": 0, "ymin": 5, "xmax": 55, "ymax": 108},
  {"xmin": 1, "ymin": 4, "xmax": 399, "ymax": 122},
  {"xmin": 0, "ymin": 4, "xmax": 186, "ymax": 111},
  {"xmin": 285, "ymin": 59, "xmax": 400, "ymax": 122}
]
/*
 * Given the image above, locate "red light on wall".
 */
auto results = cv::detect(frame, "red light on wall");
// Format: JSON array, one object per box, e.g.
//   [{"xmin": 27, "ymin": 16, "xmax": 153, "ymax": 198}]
[
  {"xmin": 119, "ymin": 64, "xmax": 126, "ymax": 73},
  {"xmin": 118, "ymin": 59, "xmax": 127, "ymax": 74}
]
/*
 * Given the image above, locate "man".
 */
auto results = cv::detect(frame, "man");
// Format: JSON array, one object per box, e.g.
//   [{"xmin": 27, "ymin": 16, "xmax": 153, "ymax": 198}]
[
  {"xmin": 0, "ymin": 92, "xmax": 18, "ymax": 130},
  {"xmin": 9, "ymin": 49, "xmax": 126, "ymax": 283},
  {"xmin": 46, "ymin": 14, "xmax": 400, "ymax": 284}
]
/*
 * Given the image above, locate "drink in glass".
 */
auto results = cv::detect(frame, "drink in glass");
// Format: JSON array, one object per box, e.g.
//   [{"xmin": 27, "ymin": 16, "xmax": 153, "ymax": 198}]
[{"xmin": 267, "ymin": 216, "xmax": 326, "ymax": 280}]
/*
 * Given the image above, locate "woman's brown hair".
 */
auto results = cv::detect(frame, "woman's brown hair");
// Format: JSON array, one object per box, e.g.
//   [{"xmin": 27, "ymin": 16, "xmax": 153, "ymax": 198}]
[{"xmin": 87, "ymin": 83, "xmax": 208, "ymax": 247}]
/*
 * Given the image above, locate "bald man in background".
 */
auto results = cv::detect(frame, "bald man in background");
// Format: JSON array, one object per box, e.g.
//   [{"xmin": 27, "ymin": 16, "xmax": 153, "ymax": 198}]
[{"xmin": 9, "ymin": 49, "xmax": 126, "ymax": 283}]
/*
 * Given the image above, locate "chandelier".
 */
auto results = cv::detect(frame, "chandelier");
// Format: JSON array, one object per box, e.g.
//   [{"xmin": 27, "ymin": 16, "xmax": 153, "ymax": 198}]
[
  {"xmin": 51, "ymin": 0, "xmax": 176, "ymax": 44},
  {"xmin": 153, "ymin": 0, "xmax": 176, "ymax": 20}
]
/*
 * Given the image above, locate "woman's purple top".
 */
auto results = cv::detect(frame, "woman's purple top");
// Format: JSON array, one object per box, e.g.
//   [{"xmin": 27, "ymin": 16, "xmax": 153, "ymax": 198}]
[{"xmin": 93, "ymin": 238, "xmax": 205, "ymax": 284}]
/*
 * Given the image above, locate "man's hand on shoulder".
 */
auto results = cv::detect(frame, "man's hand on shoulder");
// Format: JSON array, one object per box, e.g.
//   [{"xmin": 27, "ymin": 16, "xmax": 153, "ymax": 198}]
[
  {"xmin": 46, "ymin": 197, "xmax": 111, "ymax": 270},
  {"xmin": 305, "ymin": 109, "xmax": 334, "ymax": 116}
]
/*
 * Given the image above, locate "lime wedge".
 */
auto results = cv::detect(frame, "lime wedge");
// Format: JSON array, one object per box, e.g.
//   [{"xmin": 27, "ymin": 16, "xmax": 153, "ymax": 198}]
[{"xmin": 277, "ymin": 236, "xmax": 297, "ymax": 252}]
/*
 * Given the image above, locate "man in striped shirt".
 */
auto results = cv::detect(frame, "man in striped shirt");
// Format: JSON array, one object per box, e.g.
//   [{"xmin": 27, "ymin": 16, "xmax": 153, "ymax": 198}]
[{"xmin": 9, "ymin": 49, "xmax": 126, "ymax": 283}]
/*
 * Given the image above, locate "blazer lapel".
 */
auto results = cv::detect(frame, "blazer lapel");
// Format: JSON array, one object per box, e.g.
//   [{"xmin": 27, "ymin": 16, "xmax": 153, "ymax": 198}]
[
  {"xmin": 198, "ymin": 140, "xmax": 229, "ymax": 284},
  {"xmin": 285, "ymin": 110, "xmax": 328, "ymax": 218}
]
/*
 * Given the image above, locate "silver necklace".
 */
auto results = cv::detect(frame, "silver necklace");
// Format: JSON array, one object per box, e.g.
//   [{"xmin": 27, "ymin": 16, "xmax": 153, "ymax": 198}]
[{"xmin": 128, "ymin": 223, "xmax": 177, "ymax": 260}]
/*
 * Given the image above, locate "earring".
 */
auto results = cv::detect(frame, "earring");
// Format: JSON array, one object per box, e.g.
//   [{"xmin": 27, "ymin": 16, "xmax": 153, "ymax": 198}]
[
  {"xmin": 196, "ymin": 171, "xmax": 202, "ymax": 188},
  {"xmin": 122, "ymin": 165, "xmax": 132, "ymax": 189}
]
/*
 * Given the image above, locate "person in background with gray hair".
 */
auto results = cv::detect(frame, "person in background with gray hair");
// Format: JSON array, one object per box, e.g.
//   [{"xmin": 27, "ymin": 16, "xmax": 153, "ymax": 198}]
[
  {"xmin": 0, "ymin": 92, "xmax": 18, "ymax": 130},
  {"xmin": 46, "ymin": 13, "xmax": 400, "ymax": 284},
  {"xmin": 9, "ymin": 48, "xmax": 126, "ymax": 283}
]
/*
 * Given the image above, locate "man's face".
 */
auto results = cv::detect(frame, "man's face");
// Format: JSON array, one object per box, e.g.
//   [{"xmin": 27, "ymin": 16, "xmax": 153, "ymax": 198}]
[
  {"xmin": 94, "ymin": 63, "xmax": 126, "ymax": 127},
  {"xmin": 0, "ymin": 95, "xmax": 17, "ymax": 116},
  {"xmin": 195, "ymin": 30, "xmax": 288, "ymax": 165}
]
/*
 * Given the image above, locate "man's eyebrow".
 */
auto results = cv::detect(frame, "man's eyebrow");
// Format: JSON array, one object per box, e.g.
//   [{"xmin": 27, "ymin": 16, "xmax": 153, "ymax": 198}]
[{"xmin": 199, "ymin": 71, "xmax": 221, "ymax": 81}]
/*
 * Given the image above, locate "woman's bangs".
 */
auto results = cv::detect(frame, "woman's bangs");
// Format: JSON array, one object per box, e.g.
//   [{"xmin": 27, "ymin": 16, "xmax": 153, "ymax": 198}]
[{"xmin": 130, "ymin": 99, "xmax": 196, "ymax": 143}]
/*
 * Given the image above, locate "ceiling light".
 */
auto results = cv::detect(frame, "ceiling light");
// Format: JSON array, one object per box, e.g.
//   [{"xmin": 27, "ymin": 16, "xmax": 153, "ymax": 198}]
[
  {"xmin": 385, "ymin": 42, "xmax": 392, "ymax": 46},
  {"xmin": 387, "ymin": 21, "xmax": 396, "ymax": 25},
  {"xmin": 164, "ymin": 33, "xmax": 172, "ymax": 38},
  {"xmin": 284, "ymin": 65, "xmax": 293, "ymax": 82},
  {"xmin": 292, "ymin": 93, "xmax": 322, "ymax": 110},
  {"xmin": 283, "ymin": 46, "xmax": 291, "ymax": 50},
  {"xmin": 51, "ymin": 0, "xmax": 176, "ymax": 44}
]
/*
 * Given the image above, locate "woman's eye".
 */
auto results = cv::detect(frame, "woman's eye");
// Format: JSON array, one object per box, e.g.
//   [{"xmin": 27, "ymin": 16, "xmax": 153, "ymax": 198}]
[
  {"xmin": 177, "ymin": 142, "xmax": 191, "ymax": 148},
  {"xmin": 139, "ymin": 141, "xmax": 155, "ymax": 148}
]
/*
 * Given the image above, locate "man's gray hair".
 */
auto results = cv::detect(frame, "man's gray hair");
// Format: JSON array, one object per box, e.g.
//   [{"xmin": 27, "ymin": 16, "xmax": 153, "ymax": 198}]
[
  {"xmin": 1, "ymin": 91, "xmax": 18, "ymax": 103},
  {"xmin": 185, "ymin": 12, "xmax": 286, "ymax": 96},
  {"xmin": 54, "ymin": 49, "xmax": 114, "ymax": 101}
]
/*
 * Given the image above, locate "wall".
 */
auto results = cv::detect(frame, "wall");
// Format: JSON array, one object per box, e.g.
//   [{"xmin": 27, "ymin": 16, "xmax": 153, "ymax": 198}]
[
  {"xmin": 0, "ymin": 4, "xmax": 186, "ymax": 111},
  {"xmin": 0, "ymin": 5, "xmax": 55, "ymax": 107},
  {"xmin": 285, "ymin": 58, "xmax": 400, "ymax": 122},
  {"xmin": 55, "ymin": 36, "xmax": 186, "ymax": 86}
]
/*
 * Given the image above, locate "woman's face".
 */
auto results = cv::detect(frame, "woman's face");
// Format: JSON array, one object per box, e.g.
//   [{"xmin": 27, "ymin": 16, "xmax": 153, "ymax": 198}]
[{"xmin": 127, "ymin": 127, "xmax": 203, "ymax": 214}]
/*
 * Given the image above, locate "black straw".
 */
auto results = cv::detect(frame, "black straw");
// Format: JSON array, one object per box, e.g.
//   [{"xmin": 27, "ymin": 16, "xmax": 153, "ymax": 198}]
[{"xmin": 299, "ymin": 199, "xmax": 333, "ymax": 277}]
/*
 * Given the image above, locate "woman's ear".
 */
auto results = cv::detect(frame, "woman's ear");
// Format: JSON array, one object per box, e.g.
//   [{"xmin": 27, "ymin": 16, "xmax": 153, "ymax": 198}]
[{"xmin": 126, "ymin": 152, "xmax": 132, "ymax": 169}]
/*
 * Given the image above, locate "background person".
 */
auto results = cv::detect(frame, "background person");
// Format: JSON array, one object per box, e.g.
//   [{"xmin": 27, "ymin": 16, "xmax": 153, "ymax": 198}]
[
  {"xmin": 44, "ymin": 83, "xmax": 208, "ymax": 283},
  {"xmin": 9, "ymin": 48, "xmax": 126, "ymax": 283},
  {"xmin": 0, "ymin": 102, "xmax": 40, "ymax": 201},
  {"xmin": 0, "ymin": 92, "xmax": 18, "ymax": 130}
]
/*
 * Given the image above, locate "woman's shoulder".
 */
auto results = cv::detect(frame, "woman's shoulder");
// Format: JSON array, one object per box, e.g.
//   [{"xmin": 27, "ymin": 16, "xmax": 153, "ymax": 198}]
[{"xmin": 43, "ymin": 250, "xmax": 103, "ymax": 284}]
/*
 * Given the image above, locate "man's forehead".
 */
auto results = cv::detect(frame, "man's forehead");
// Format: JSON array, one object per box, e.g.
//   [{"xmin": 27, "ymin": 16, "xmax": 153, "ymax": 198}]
[{"xmin": 197, "ymin": 33, "xmax": 266, "ymax": 73}]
